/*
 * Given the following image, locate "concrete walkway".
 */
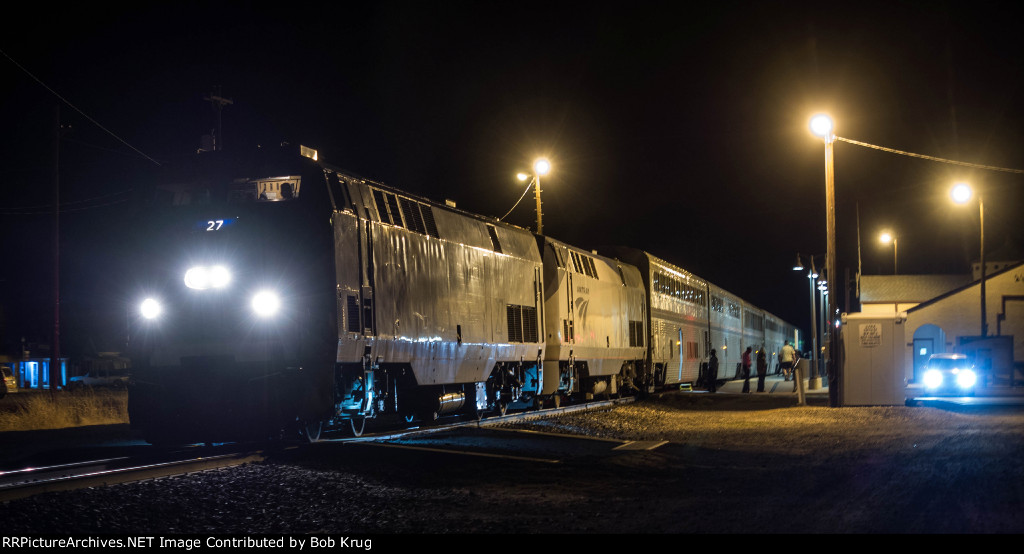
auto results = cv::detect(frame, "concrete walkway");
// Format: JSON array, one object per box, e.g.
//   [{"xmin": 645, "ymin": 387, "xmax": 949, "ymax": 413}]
[{"xmin": 716, "ymin": 373, "xmax": 829, "ymax": 395}]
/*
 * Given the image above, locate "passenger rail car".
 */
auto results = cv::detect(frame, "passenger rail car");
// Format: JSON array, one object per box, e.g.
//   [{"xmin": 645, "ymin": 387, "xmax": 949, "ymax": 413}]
[
  {"xmin": 603, "ymin": 248, "xmax": 799, "ymax": 387},
  {"xmin": 128, "ymin": 145, "xmax": 798, "ymax": 445}
]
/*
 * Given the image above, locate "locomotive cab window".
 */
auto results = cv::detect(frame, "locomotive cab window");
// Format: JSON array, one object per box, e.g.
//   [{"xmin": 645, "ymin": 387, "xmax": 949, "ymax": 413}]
[{"xmin": 254, "ymin": 177, "xmax": 301, "ymax": 201}]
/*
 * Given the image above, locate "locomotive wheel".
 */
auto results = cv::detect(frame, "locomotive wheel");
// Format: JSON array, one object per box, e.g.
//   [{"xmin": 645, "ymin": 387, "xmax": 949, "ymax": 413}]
[
  {"xmin": 303, "ymin": 420, "xmax": 323, "ymax": 443},
  {"xmin": 349, "ymin": 417, "xmax": 366, "ymax": 437}
]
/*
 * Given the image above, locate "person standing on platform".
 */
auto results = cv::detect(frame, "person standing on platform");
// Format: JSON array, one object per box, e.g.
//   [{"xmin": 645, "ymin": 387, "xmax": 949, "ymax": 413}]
[
  {"xmin": 780, "ymin": 341, "xmax": 796, "ymax": 381},
  {"xmin": 741, "ymin": 346, "xmax": 753, "ymax": 393},
  {"xmin": 707, "ymin": 349, "xmax": 719, "ymax": 393},
  {"xmin": 756, "ymin": 346, "xmax": 768, "ymax": 392}
]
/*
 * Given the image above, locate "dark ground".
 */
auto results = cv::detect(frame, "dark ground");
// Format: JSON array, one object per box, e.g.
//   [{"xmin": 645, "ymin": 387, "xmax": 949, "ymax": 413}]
[{"xmin": 2, "ymin": 392, "xmax": 1022, "ymax": 537}]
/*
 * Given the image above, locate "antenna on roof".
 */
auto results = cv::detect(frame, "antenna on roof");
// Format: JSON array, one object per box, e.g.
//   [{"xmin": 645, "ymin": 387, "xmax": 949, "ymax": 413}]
[{"xmin": 202, "ymin": 87, "xmax": 233, "ymax": 152}]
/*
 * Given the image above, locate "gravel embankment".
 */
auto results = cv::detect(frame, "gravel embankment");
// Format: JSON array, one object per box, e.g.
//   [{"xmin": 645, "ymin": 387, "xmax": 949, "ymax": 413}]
[{"xmin": 2, "ymin": 393, "xmax": 1023, "ymax": 534}]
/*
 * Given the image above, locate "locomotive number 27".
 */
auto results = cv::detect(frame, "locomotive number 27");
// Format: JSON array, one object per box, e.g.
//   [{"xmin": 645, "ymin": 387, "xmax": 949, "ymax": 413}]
[{"xmin": 206, "ymin": 220, "xmax": 225, "ymax": 231}]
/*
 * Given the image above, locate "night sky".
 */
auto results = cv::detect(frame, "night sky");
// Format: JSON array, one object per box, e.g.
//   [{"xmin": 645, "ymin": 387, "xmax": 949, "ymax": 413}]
[{"xmin": 3, "ymin": 1, "xmax": 1023, "ymax": 356}]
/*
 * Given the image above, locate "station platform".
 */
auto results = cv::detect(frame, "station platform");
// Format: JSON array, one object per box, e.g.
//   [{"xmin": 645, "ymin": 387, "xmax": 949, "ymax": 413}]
[{"xmin": 715, "ymin": 373, "xmax": 828, "ymax": 395}]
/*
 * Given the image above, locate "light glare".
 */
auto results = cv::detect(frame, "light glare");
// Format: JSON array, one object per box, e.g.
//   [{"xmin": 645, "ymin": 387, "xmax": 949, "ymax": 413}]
[
  {"xmin": 140, "ymin": 298, "xmax": 162, "ymax": 320},
  {"xmin": 809, "ymin": 114, "xmax": 833, "ymax": 139},
  {"xmin": 184, "ymin": 265, "xmax": 232, "ymax": 290},
  {"xmin": 957, "ymin": 369, "xmax": 977, "ymax": 389},
  {"xmin": 533, "ymin": 158, "xmax": 551, "ymax": 176},
  {"xmin": 951, "ymin": 183, "xmax": 972, "ymax": 204},
  {"xmin": 252, "ymin": 290, "xmax": 281, "ymax": 317},
  {"xmin": 209, "ymin": 266, "xmax": 231, "ymax": 288},
  {"xmin": 184, "ymin": 267, "xmax": 209, "ymax": 290}
]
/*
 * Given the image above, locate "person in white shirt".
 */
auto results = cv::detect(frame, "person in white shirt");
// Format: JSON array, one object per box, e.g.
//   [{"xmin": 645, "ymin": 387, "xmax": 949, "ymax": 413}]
[{"xmin": 780, "ymin": 341, "xmax": 797, "ymax": 381}]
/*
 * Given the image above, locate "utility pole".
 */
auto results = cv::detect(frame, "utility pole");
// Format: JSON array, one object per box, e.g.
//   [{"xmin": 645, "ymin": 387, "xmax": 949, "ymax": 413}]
[
  {"xmin": 50, "ymin": 104, "xmax": 61, "ymax": 398},
  {"xmin": 204, "ymin": 87, "xmax": 233, "ymax": 151}
]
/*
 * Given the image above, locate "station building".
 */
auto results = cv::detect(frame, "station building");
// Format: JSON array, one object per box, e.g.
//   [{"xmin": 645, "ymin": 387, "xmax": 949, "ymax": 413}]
[{"xmin": 857, "ymin": 260, "xmax": 1024, "ymax": 386}]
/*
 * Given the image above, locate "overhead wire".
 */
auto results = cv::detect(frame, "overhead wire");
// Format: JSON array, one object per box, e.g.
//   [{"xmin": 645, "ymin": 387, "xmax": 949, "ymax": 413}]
[
  {"xmin": 1, "ymin": 48, "xmax": 162, "ymax": 167},
  {"xmin": 498, "ymin": 178, "xmax": 535, "ymax": 222},
  {"xmin": 836, "ymin": 136, "xmax": 1024, "ymax": 174},
  {"xmin": 0, "ymin": 190, "xmax": 133, "ymax": 215}
]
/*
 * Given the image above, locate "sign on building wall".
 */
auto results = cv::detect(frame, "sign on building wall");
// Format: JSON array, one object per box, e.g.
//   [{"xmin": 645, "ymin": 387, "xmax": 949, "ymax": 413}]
[{"xmin": 859, "ymin": 324, "xmax": 882, "ymax": 348}]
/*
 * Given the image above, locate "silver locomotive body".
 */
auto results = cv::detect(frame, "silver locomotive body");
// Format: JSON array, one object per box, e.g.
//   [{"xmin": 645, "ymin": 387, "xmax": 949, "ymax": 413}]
[
  {"xmin": 329, "ymin": 172, "xmax": 545, "ymax": 422},
  {"xmin": 539, "ymin": 238, "xmax": 647, "ymax": 400}
]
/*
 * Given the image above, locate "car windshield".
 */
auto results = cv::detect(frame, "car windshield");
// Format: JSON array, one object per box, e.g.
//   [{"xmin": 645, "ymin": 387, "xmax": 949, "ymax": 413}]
[{"xmin": 930, "ymin": 357, "xmax": 967, "ymax": 370}]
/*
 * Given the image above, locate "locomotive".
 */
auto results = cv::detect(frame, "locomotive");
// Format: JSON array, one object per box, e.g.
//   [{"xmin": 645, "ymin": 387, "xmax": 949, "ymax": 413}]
[{"xmin": 127, "ymin": 145, "xmax": 797, "ymax": 444}]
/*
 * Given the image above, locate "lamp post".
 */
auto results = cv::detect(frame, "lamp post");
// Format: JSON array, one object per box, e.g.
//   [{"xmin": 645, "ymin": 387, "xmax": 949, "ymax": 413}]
[
  {"xmin": 793, "ymin": 254, "xmax": 821, "ymax": 389},
  {"xmin": 951, "ymin": 182, "xmax": 986, "ymax": 337},
  {"xmin": 517, "ymin": 158, "xmax": 552, "ymax": 235},
  {"xmin": 810, "ymin": 114, "xmax": 837, "ymax": 406},
  {"xmin": 879, "ymin": 231, "xmax": 898, "ymax": 274},
  {"xmin": 818, "ymin": 280, "xmax": 828, "ymax": 373}
]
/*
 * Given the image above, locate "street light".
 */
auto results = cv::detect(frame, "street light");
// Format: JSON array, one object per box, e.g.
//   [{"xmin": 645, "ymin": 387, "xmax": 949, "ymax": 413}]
[
  {"xmin": 793, "ymin": 253, "xmax": 821, "ymax": 390},
  {"xmin": 879, "ymin": 231, "xmax": 898, "ymax": 274},
  {"xmin": 818, "ymin": 280, "xmax": 828, "ymax": 370},
  {"xmin": 951, "ymin": 182, "xmax": 987, "ymax": 337},
  {"xmin": 809, "ymin": 114, "xmax": 837, "ymax": 406},
  {"xmin": 517, "ymin": 158, "xmax": 552, "ymax": 235}
]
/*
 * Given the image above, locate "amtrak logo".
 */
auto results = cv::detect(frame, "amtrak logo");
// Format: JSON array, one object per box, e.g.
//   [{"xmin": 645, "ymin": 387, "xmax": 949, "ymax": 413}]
[{"xmin": 575, "ymin": 297, "xmax": 589, "ymax": 329}]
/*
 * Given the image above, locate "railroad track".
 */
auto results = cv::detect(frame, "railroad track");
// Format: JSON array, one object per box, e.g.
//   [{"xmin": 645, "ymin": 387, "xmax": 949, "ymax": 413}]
[{"xmin": 0, "ymin": 395, "xmax": 632, "ymax": 502}]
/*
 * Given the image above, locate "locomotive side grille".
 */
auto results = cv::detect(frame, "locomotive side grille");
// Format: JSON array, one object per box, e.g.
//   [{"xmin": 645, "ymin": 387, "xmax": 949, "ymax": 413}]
[
  {"xmin": 522, "ymin": 306, "xmax": 538, "ymax": 343},
  {"xmin": 346, "ymin": 295, "xmax": 360, "ymax": 333},
  {"xmin": 420, "ymin": 205, "xmax": 440, "ymax": 238},
  {"xmin": 486, "ymin": 225, "xmax": 502, "ymax": 253},
  {"xmin": 386, "ymin": 194, "xmax": 404, "ymax": 228},
  {"xmin": 629, "ymin": 320, "xmax": 645, "ymax": 347},
  {"xmin": 400, "ymin": 198, "xmax": 427, "ymax": 235},
  {"xmin": 506, "ymin": 304, "xmax": 538, "ymax": 343},
  {"xmin": 507, "ymin": 305, "xmax": 523, "ymax": 343},
  {"xmin": 372, "ymin": 189, "xmax": 392, "ymax": 224}
]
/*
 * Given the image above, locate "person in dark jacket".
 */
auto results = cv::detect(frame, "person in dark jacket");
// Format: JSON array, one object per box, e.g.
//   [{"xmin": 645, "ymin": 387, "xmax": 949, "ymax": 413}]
[
  {"xmin": 741, "ymin": 346, "xmax": 753, "ymax": 393},
  {"xmin": 707, "ymin": 349, "xmax": 719, "ymax": 393},
  {"xmin": 756, "ymin": 346, "xmax": 768, "ymax": 392}
]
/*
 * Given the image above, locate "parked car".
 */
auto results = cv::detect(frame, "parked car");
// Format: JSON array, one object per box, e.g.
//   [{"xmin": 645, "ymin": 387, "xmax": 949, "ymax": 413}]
[
  {"xmin": 68, "ymin": 368, "xmax": 131, "ymax": 389},
  {"xmin": 922, "ymin": 353, "xmax": 977, "ymax": 396},
  {"xmin": 1, "ymin": 365, "xmax": 17, "ymax": 398}
]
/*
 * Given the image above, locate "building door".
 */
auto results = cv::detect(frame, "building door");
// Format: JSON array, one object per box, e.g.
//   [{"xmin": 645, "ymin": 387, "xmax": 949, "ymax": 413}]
[{"xmin": 912, "ymin": 338, "xmax": 934, "ymax": 383}]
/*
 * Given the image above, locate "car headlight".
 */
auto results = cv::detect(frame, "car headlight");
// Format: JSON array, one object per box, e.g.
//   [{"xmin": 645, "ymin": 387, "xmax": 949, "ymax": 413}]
[
  {"xmin": 922, "ymin": 369, "xmax": 943, "ymax": 389},
  {"xmin": 140, "ymin": 298, "xmax": 163, "ymax": 320},
  {"xmin": 956, "ymin": 369, "xmax": 977, "ymax": 389},
  {"xmin": 251, "ymin": 290, "xmax": 281, "ymax": 317},
  {"xmin": 184, "ymin": 265, "xmax": 232, "ymax": 290}
]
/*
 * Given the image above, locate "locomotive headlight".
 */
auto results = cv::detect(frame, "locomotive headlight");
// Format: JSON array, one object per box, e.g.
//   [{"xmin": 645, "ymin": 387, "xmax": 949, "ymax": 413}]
[
  {"xmin": 251, "ymin": 290, "xmax": 281, "ymax": 317},
  {"xmin": 140, "ymin": 298, "xmax": 163, "ymax": 320},
  {"xmin": 922, "ymin": 369, "xmax": 943, "ymax": 389},
  {"xmin": 185, "ymin": 265, "xmax": 232, "ymax": 290},
  {"xmin": 956, "ymin": 369, "xmax": 977, "ymax": 389}
]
